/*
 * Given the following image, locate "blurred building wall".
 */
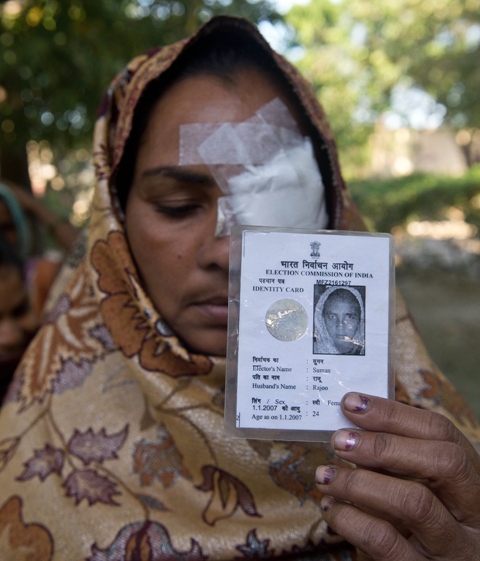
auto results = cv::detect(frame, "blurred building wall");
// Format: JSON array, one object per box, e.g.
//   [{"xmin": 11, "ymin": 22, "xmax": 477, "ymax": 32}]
[{"xmin": 370, "ymin": 124, "xmax": 471, "ymax": 177}]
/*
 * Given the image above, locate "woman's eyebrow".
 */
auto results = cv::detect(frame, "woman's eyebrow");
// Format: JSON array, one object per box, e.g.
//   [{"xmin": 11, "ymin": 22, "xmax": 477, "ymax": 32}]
[{"xmin": 142, "ymin": 165, "xmax": 214, "ymax": 186}]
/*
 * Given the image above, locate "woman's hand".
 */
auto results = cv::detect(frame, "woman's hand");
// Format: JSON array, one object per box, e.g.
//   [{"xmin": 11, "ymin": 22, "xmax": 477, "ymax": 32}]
[{"xmin": 315, "ymin": 392, "xmax": 480, "ymax": 560}]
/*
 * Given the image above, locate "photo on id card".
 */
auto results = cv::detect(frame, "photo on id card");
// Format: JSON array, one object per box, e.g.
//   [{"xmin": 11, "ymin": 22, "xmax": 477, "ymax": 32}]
[{"xmin": 225, "ymin": 226, "xmax": 395, "ymax": 442}]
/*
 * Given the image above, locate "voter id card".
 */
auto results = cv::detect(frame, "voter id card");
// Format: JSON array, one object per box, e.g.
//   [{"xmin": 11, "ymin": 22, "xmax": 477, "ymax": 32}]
[{"xmin": 225, "ymin": 226, "xmax": 395, "ymax": 442}]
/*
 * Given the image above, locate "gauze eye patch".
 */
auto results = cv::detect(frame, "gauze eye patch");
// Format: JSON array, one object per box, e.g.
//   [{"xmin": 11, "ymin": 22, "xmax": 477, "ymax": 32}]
[{"xmin": 179, "ymin": 98, "xmax": 328, "ymax": 236}]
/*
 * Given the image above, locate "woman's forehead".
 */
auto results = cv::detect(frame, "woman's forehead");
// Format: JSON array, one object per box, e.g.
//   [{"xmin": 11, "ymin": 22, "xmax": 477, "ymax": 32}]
[
  {"xmin": 325, "ymin": 291, "xmax": 359, "ymax": 307},
  {"xmin": 144, "ymin": 70, "xmax": 300, "ymax": 137}
]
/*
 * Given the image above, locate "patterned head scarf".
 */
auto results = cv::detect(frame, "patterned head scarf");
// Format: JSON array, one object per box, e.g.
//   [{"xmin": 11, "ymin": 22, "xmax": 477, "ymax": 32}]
[{"xmin": 0, "ymin": 16, "xmax": 478, "ymax": 561}]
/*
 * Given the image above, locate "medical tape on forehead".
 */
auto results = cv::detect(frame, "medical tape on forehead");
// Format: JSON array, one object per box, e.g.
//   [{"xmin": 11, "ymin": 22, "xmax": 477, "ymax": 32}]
[
  {"xmin": 179, "ymin": 98, "xmax": 300, "ymax": 166},
  {"xmin": 179, "ymin": 98, "xmax": 328, "ymax": 236}
]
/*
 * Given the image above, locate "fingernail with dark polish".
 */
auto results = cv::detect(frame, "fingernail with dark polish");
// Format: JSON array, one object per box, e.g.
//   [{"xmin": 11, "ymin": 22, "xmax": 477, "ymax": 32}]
[
  {"xmin": 333, "ymin": 430, "xmax": 358, "ymax": 451},
  {"xmin": 315, "ymin": 466, "xmax": 337, "ymax": 485},
  {"xmin": 320, "ymin": 495, "xmax": 335, "ymax": 511},
  {"xmin": 343, "ymin": 393, "xmax": 370, "ymax": 413}
]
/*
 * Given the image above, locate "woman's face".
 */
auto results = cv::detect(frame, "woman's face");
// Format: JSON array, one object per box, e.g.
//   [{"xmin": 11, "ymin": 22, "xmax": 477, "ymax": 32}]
[
  {"xmin": 125, "ymin": 68, "xmax": 301, "ymax": 356},
  {"xmin": 323, "ymin": 293, "xmax": 360, "ymax": 353}
]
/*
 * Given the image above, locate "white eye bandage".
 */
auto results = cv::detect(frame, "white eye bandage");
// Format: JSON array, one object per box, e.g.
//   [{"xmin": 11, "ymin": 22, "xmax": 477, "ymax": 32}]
[{"xmin": 179, "ymin": 98, "xmax": 328, "ymax": 237}]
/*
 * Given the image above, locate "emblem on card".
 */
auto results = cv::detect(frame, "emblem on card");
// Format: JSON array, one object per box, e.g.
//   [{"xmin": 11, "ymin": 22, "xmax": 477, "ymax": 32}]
[{"xmin": 310, "ymin": 241, "xmax": 321, "ymax": 258}]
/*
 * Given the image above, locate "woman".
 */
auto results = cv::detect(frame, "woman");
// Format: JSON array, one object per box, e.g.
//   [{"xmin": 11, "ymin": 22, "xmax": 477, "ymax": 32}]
[
  {"xmin": 314, "ymin": 286, "xmax": 365, "ymax": 355},
  {"xmin": 0, "ymin": 16, "xmax": 479, "ymax": 560}
]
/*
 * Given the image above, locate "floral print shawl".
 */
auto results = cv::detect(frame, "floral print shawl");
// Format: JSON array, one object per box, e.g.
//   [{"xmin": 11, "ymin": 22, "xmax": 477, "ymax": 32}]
[{"xmin": 0, "ymin": 16, "xmax": 478, "ymax": 561}]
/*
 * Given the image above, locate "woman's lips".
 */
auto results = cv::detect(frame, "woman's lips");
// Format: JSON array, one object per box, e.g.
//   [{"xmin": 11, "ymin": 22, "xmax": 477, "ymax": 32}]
[{"xmin": 194, "ymin": 298, "xmax": 229, "ymax": 323}]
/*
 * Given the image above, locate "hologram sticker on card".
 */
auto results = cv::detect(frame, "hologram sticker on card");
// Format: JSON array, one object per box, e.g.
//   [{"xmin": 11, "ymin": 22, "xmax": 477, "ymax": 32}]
[{"xmin": 225, "ymin": 226, "xmax": 395, "ymax": 442}]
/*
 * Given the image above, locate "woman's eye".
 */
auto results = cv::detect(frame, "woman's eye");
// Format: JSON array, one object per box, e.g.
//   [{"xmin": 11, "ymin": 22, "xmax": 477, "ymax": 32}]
[{"xmin": 154, "ymin": 204, "xmax": 201, "ymax": 218}]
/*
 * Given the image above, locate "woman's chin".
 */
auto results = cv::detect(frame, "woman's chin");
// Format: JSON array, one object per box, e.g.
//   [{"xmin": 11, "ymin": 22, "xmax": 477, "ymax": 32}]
[
  {"xmin": 334, "ymin": 340, "xmax": 354, "ymax": 354},
  {"xmin": 183, "ymin": 327, "xmax": 228, "ymax": 357}
]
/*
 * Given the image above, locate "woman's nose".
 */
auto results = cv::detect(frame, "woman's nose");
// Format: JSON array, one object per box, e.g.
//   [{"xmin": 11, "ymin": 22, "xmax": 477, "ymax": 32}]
[{"xmin": 197, "ymin": 233, "xmax": 230, "ymax": 271}]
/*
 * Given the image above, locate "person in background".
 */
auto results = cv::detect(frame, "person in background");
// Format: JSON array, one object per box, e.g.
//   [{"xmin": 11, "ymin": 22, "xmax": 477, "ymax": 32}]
[
  {"xmin": 0, "ymin": 234, "xmax": 39, "ymax": 400},
  {"xmin": 0, "ymin": 180, "xmax": 78, "ymax": 315},
  {"xmin": 0, "ymin": 16, "xmax": 478, "ymax": 561}
]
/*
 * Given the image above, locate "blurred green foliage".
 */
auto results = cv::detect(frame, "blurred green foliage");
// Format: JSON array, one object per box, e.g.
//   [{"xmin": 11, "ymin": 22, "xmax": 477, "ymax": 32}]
[
  {"xmin": 286, "ymin": 0, "xmax": 480, "ymax": 174},
  {"xmin": 348, "ymin": 164, "xmax": 480, "ymax": 234}
]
